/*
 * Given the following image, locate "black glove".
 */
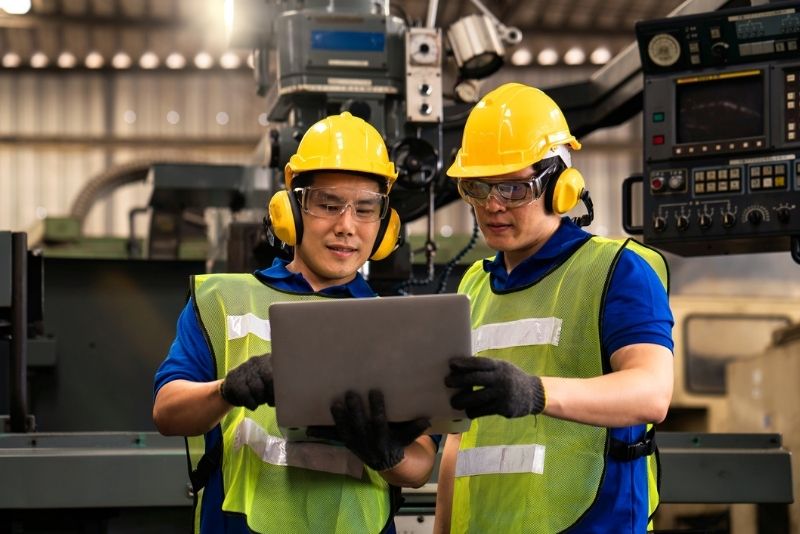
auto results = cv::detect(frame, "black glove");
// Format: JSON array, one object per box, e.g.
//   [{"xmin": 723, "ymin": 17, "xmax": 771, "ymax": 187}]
[
  {"xmin": 329, "ymin": 390, "xmax": 430, "ymax": 471},
  {"xmin": 220, "ymin": 353, "xmax": 274, "ymax": 410},
  {"xmin": 445, "ymin": 356, "xmax": 545, "ymax": 419}
]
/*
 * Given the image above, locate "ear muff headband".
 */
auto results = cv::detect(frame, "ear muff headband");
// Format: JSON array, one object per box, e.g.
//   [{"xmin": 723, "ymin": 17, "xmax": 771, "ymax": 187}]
[{"xmin": 267, "ymin": 189, "xmax": 304, "ymax": 246}]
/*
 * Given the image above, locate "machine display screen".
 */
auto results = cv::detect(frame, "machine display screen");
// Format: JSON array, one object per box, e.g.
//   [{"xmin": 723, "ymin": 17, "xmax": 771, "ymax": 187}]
[
  {"xmin": 311, "ymin": 31, "xmax": 385, "ymax": 52},
  {"xmin": 676, "ymin": 71, "xmax": 764, "ymax": 144}
]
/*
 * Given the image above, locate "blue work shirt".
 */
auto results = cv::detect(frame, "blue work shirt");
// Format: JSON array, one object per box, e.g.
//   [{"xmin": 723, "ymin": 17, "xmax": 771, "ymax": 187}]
[
  {"xmin": 482, "ymin": 218, "xmax": 674, "ymax": 533},
  {"xmin": 154, "ymin": 258, "xmax": 423, "ymax": 534}
]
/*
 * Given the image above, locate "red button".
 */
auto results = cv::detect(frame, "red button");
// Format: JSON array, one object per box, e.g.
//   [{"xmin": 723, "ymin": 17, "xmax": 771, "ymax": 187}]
[{"xmin": 653, "ymin": 135, "xmax": 665, "ymax": 145}]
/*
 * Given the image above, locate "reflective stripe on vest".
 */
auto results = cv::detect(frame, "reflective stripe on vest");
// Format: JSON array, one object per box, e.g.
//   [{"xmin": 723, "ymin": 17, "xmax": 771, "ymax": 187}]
[
  {"xmin": 227, "ymin": 313, "xmax": 271, "ymax": 341},
  {"xmin": 472, "ymin": 317, "xmax": 562, "ymax": 353},
  {"xmin": 456, "ymin": 443, "xmax": 546, "ymax": 477},
  {"xmin": 233, "ymin": 417, "xmax": 364, "ymax": 479}
]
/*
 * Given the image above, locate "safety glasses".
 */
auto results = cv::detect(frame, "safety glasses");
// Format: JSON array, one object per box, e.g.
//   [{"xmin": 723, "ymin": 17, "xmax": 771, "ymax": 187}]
[
  {"xmin": 456, "ymin": 157, "xmax": 561, "ymax": 208},
  {"xmin": 457, "ymin": 174, "xmax": 543, "ymax": 208},
  {"xmin": 297, "ymin": 186, "xmax": 389, "ymax": 222}
]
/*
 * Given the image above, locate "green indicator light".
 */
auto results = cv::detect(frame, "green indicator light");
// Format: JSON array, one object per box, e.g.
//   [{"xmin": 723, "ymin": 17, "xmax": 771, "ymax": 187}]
[{"xmin": 653, "ymin": 112, "xmax": 665, "ymax": 123}]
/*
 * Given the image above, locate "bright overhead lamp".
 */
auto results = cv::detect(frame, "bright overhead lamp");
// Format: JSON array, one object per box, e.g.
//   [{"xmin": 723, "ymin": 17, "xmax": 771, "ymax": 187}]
[
  {"xmin": 139, "ymin": 51, "xmax": 160, "ymax": 69},
  {"xmin": 537, "ymin": 48, "xmax": 558, "ymax": 66},
  {"xmin": 194, "ymin": 51, "xmax": 214, "ymax": 69},
  {"xmin": 590, "ymin": 46, "xmax": 612, "ymax": 65},
  {"xmin": 30, "ymin": 51, "xmax": 48, "ymax": 68},
  {"xmin": 2, "ymin": 52, "xmax": 21, "ymax": 68},
  {"xmin": 2, "ymin": 0, "xmax": 32, "ymax": 15},
  {"xmin": 165, "ymin": 52, "xmax": 186, "ymax": 69},
  {"xmin": 564, "ymin": 47, "xmax": 586, "ymax": 66},
  {"xmin": 220, "ymin": 51, "xmax": 241, "ymax": 69},
  {"xmin": 85, "ymin": 51, "xmax": 104, "ymax": 69},
  {"xmin": 57, "ymin": 51, "xmax": 77, "ymax": 69},
  {"xmin": 510, "ymin": 47, "xmax": 533, "ymax": 67},
  {"xmin": 112, "ymin": 52, "xmax": 132, "ymax": 69}
]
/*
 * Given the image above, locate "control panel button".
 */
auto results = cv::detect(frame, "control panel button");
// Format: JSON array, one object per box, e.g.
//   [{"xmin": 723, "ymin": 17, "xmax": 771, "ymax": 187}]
[
  {"xmin": 747, "ymin": 210, "xmax": 763, "ymax": 225},
  {"xmin": 722, "ymin": 212, "xmax": 736, "ymax": 228}
]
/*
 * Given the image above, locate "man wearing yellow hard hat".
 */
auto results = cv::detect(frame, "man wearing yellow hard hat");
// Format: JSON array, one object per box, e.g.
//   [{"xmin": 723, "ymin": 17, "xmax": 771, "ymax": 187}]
[
  {"xmin": 434, "ymin": 83, "xmax": 674, "ymax": 533},
  {"xmin": 153, "ymin": 112, "xmax": 436, "ymax": 534}
]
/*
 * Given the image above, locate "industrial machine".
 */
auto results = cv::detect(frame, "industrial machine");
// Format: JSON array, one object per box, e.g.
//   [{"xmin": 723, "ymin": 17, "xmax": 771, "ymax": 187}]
[
  {"xmin": 2, "ymin": 0, "xmax": 798, "ymax": 532},
  {"xmin": 625, "ymin": 0, "xmax": 800, "ymax": 263}
]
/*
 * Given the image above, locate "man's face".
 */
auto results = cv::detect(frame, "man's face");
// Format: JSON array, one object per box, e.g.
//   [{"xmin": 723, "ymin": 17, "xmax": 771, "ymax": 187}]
[
  {"xmin": 462, "ymin": 167, "xmax": 561, "ymax": 271},
  {"xmin": 289, "ymin": 172, "xmax": 384, "ymax": 290}
]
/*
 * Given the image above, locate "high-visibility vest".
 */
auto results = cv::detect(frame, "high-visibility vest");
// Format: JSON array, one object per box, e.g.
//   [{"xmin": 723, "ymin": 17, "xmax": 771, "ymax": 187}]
[
  {"xmin": 452, "ymin": 237, "xmax": 668, "ymax": 533},
  {"xmin": 187, "ymin": 273, "xmax": 391, "ymax": 534}
]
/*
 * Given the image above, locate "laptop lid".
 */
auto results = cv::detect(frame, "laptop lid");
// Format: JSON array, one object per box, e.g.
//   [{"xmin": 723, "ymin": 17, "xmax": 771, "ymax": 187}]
[{"xmin": 270, "ymin": 294, "xmax": 472, "ymax": 438}]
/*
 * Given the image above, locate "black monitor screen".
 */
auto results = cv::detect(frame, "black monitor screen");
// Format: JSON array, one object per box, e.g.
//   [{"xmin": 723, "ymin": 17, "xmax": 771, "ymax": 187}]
[{"xmin": 676, "ymin": 73, "xmax": 764, "ymax": 144}]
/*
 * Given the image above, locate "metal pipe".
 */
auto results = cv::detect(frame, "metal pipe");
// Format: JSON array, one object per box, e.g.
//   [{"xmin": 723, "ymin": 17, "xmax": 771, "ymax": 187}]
[
  {"xmin": 9, "ymin": 232, "xmax": 28, "ymax": 432},
  {"xmin": 425, "ymin": 0, "xmax": 439, "ymax": 28}
]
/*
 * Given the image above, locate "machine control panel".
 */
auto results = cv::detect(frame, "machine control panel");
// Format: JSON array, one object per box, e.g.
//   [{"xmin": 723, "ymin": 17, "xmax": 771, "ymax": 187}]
[{"xmin": 636, "ymin": 2, "xmax": 800, "ymax": 257}]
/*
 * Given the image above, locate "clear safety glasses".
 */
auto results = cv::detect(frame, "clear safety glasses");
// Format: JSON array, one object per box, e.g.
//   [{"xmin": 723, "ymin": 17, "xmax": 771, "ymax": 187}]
[
  {"xmin": 456, "ymin": 156, "xmax": 562, "ymax": 208},
  {"xmin": 297, "ymin": 186, "xmax": 389, "ymax": 222},
  {"xmin": 457, "ymin": 175, "xmax": 543, "ymax": 208}
]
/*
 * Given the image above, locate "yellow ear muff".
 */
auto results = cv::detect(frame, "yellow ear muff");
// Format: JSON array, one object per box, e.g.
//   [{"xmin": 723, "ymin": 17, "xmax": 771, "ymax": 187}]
[
  {"xmin": 370, "ymin": 208, "xmax": 401, "ymax": 261},
  {"xmin": 551, "ymin": 167, "xmax": 585, "ymax": 215},
  {"xmin": 268, "ymin": 190, "xmax": 302, "ymax": 246}
]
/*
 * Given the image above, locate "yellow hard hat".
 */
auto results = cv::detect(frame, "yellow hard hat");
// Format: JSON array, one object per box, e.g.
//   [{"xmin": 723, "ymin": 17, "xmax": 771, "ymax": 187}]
[
  {"xmin": 284, "ymin": 111, "xmax": 398, "ymax": 191},
  {"xmin": 447, "ymin": 83, "xmax": 582, "ymax": 179}
]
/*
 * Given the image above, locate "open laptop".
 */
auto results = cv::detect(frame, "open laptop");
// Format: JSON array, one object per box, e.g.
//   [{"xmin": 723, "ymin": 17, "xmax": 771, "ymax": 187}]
[{"xmin": 270, "ymin": 294, "xmax": 473, "ymax": 440}]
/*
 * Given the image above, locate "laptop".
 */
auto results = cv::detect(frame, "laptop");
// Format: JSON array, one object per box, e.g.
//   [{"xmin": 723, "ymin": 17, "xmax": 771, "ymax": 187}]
[{"xmin": 270, "ymin": 294, "xmax": 473, "ymax": 440}]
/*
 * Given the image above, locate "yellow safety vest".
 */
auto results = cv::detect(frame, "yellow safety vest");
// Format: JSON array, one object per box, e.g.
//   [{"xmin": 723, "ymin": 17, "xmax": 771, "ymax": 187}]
[
  {"xmin": 187, "ymin": 273, "xmax": 391, "ymax": 534},
  {"xmin": 451, "ymin": 237, "xmax": 668, "ymax": 533}
]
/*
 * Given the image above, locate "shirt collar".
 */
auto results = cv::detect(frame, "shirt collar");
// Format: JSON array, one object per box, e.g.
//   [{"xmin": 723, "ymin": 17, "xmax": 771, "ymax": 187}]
[
  {"xmin": 255, "ymin": 258, "xmax": 376, "ymax": 298},
  {"xmin": 482, "ymin": 217, "xmax": 592, "ymax": 288}
]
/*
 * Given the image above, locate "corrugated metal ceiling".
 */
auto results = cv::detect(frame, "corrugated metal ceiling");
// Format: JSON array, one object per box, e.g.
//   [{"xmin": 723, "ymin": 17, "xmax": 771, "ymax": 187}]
[{"xmin": 0, "ymin": 0, "xmax": 686, "ymax": 71}]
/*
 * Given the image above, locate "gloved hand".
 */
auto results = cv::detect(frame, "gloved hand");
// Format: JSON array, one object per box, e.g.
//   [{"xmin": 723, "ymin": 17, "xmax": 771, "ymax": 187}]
[
  {"xmin": 445, "ymin": 356, "xmax": 545, "ymax": 419},
  {"xmin": 220, "ymin": 353, "xmax": 274, "ymax": 410},
  {"xmin": 330, "ymin": 390, "xmax": 430, "ymax": 471}
]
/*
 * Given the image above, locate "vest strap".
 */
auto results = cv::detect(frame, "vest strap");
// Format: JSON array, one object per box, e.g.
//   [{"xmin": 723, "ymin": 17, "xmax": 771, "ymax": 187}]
[
  {"xmin": 455, "ymin": 443, "xmax": 546, "ymax": 477},
  {"xmin": 189, "ymin": 440, "xmax": 222, "ymax": 494},
  {"xmin": 609, "ymin": 426, "xmax": 656, "ymax": 462},
  {"xmin": 234, "ymin": 417, "xmax": 365, "ymax": 478}
]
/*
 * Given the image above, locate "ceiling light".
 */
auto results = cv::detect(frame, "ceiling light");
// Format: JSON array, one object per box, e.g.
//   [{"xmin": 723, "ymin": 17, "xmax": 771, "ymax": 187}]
[
  {"xmin": 139, "ymin": 51, "xmax": 159, "ymax": 69},
  {"xmin": 165, "ymin": 52, "xmax": 186, "ymax": 69},
  {"xmin": 590, "ymin": 46, "xmax": 612, "ymax": 65},
  {"xmin": 536, "ymin": 48, "xmax": 558, "ymax": 66},
  {"xmin": 2, "ymin": 0, "xmax": 31, "ymax": 15},
  {"xmin": 194, "ymin": 52, "xmax": 214, "ymax": 69},
  {"xmin": 510, "ymin": 47, "xmax": 532, "ymax": 67},
  {"xmin": 2, "ymin": 52, "xmax": 21, "ymax": 68},
  {"xmin": 112, "ymin": 52, "xmax": 132, "ymax": 69},
  {"xmin": 220, "ymin": 51, "xmax": 241, "ymax": 69},
  {"xmin": 563, "ymin": 47, "xmax": 586, "ymax": 66},
  {"xmin": 57, "ymin": 51, "xmax": 77, "ymax": 69},
  {"xmin": 30, "ymin": 52, "xmax": 48, "ymax": 69},
  {"xmin": 85, "ymin": 51, "xmax": 104, "ymax": 69}
]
